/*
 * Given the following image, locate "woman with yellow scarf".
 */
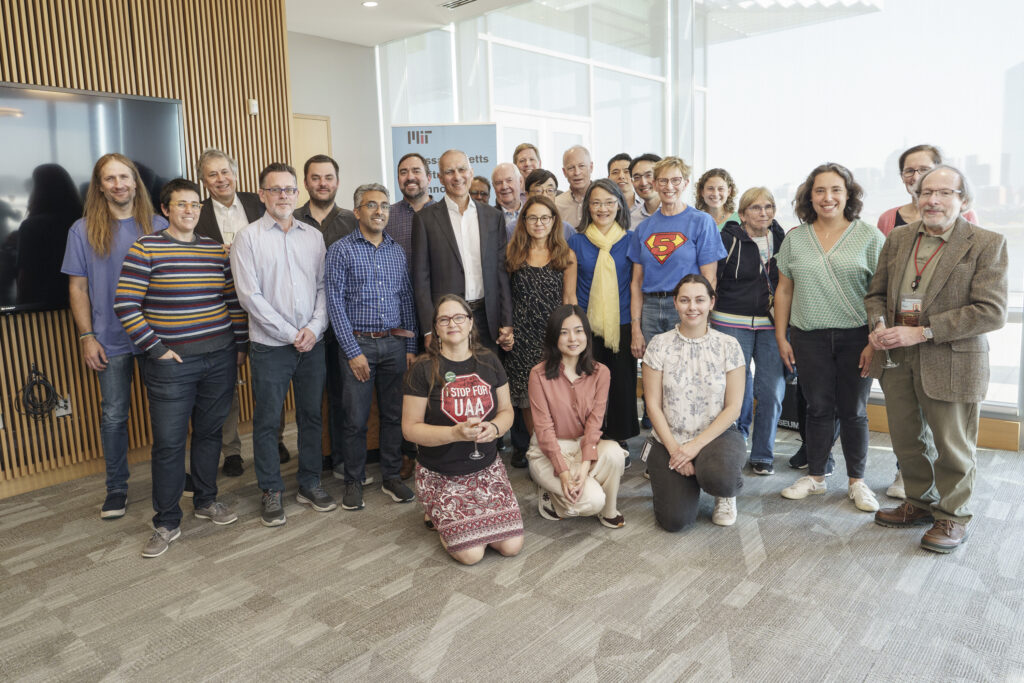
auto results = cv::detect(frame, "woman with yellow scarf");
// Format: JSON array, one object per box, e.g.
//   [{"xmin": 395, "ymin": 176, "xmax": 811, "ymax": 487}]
[{"xmin": 566, "ymin": 179, "xmax": 639, "ymax": 447}]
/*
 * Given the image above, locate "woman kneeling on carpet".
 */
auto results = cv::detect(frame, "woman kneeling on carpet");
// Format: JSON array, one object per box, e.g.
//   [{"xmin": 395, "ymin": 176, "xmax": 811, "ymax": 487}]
[
  {"xmin": 642, "ymin": 274, "xmax": 747, "ymax": 531},
  {"xmin": 527, "ymin": 304, "xmax": 626, "ymax": 528},
  {"xmin": 403, "ymin": 294, "xmax": 524, "ymax": 565}
]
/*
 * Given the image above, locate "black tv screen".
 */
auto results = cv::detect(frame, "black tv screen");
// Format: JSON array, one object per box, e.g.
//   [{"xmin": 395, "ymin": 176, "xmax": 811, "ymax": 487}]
[{"xmin": 0, "ymin": 83, "xmax": 185, "ymax": 313}]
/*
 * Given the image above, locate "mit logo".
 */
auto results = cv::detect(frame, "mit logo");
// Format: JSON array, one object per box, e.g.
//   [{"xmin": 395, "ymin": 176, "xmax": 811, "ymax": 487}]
[
  {"xmin": 407, "ymin": 130, "xmax": 432, "ymax": 144},
  {"xmin": 644, "ymin": 232, "xmax": 688, "ymax": 264}
]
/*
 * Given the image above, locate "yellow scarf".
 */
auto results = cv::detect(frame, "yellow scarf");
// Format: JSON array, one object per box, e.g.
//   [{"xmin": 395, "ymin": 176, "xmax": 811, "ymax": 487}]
[{"xmin": 584, "ymin": 222, "xmax": 626, "ymax": 351}]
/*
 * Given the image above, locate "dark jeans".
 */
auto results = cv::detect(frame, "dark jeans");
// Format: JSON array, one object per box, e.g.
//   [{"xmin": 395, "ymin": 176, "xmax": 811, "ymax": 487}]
[
  {"xmin": 142, "ymin": 347, "xmax": 236, "ymax": 529},
  {"xmin": 647, "ymin": 427, "xmax": 746, "ymax": 532},
  {"xmin": 593, "ymin": 325, "xmax": 639, "ymax": 442},
  {"xmin": 324, "ymin": 326, "xmax": 346, "ymax": 463},
  {"xmin": 797, "ymin": 377, "xmax": 840, "ymax": 452},
  {"xmin": 790, "ymin": 326, "xmax": 871, "ymax": 479},
  {"xmin": 96, "ymin": 352, "xmax": 137, "ymax": 494},
  {"xmin": 339, "ymin": 335, "xmax": 406, "ymax": 483},
  {"xmin": 250, "ymin": 340, "xmax": 326, "ymax": 492}
]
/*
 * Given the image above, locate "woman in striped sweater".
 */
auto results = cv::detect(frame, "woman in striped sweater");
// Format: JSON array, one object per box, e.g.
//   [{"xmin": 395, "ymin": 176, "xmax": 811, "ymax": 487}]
[{"xmin": 114, "ymin": 178, "xmax": 248, "ymax": 558}]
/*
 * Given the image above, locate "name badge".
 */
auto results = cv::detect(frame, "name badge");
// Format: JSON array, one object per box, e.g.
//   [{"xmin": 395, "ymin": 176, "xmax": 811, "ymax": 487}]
[{"xmin": 900, "ymin": 297, "xmax": 923, "ymax": 327}]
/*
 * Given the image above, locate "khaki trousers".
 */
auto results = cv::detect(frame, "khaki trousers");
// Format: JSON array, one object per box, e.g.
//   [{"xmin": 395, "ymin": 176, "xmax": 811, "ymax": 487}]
[
  {"xmin": 880, "ymin": 344, "xmax": 979, "ymax": 522},
  {"xmin": 527, "ymin": 437, "xmax": 625, "ymax": 518}
]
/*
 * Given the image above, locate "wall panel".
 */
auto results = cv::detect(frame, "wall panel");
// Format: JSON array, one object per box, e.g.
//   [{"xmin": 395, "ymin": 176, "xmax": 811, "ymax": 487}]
[{"xmin": 0, "ymin": 0, "xmax": 292, "ymax": 485}]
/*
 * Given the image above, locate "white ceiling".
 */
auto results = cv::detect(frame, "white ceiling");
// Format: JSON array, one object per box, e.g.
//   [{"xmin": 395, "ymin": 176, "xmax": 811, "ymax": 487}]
[{"xmin": 285, "ymin": 0, "xmax": 526, "ymax": 47}]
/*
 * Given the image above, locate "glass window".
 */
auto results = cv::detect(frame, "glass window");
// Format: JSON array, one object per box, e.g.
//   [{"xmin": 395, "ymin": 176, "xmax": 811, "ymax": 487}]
[
  {"xmin": 492, "ymin": 44, "xmax": 589, "ymax": 117},
  {"xmin": 589, "ymin": 0, "xmax": 667, "ymax": 74},
  {"xmin": 382, "ymin": 30, "xmax": 454, "ymax": 123},
  {"xmin": 486, "ymin": 4, "xmax": 588, "ymax": 58},
  {"xmin": 593, "ymin": 68, "xmax": 663, "ymax": 169}
]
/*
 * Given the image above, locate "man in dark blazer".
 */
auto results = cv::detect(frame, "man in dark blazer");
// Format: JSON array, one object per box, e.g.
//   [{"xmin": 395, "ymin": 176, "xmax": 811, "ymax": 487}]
[
  {"xmin": 412, "ymin": 149, "xmax": 513, "ymax": 353},
  {"xmin": 866, "ymin": 165, "xmax": 1007, "ymax": 554}
]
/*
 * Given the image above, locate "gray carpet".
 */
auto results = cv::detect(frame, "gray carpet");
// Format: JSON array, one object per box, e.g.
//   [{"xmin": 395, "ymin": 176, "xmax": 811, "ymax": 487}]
[{"xmin": 1, "ymin": 428, "xmax": 1023, "ymax": 682}]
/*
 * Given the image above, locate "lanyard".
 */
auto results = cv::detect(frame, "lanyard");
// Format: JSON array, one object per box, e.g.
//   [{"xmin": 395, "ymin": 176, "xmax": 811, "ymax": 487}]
[{"xmin": 911, "ymin": 233, "xmax": 945, "ymax": 291}]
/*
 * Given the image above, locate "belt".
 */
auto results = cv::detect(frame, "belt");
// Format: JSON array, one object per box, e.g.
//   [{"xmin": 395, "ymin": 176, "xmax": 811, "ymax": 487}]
[
  {"xmin": 352, "ymin": 328, "xmax": 415, "ymax": 339},
  {"xmin": 645, "ymin": 291, "xmax": 674, "ymax": 298},
  {"xmin": 466, "ymin": 298, "xmax": 486, "ymax": 311}
]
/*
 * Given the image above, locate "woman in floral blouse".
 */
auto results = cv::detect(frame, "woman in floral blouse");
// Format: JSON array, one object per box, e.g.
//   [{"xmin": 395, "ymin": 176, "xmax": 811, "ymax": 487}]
[{"xmin": 641, "ymin": 273, "xmax": 747, "ymax": 531}]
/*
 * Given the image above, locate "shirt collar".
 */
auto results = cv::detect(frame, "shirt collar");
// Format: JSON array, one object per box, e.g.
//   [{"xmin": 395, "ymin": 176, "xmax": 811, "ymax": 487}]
[
  {"xmin": 444, "ymin": 194, "xmax": 476, "ymax": 216},
  {"xmin": 916, "ymin": 221, "xmax": 956, "ymax": 242},
  {"xmin": 212, "ymin": 195, "xmax": 238, "ymax": 211}
]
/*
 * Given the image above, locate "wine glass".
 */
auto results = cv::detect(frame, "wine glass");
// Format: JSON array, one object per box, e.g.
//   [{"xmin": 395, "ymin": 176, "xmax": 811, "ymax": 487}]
[
  {"xmin": 876, "ymin": 315, "xmax": 899, "ymax": 369},
  {"xmin": 466, "ymin": 405, "xmax": 484, "ymax": 460}
]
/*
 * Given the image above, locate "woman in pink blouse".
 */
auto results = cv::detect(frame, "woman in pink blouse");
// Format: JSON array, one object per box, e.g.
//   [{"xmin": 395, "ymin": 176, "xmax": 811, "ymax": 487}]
[{"xmin": 527, "ymin": 304, "xmax": 626, "ymax": 528}]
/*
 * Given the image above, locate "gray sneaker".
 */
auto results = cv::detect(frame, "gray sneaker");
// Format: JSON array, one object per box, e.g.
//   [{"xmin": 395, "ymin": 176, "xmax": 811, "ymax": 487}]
[
  {"xmin": 194, "ymin": 501, "xmax": 238, "ymax": 525},
  {"xmin": 141, "ymin": 526, "xmax": 181, "ymax": 558},
  {"xmin": 261, "ymin": 490, "xmax": 286, "ymax": 527},
  {"xmin": 382, "ymin": 478, "xmax": 415, "ymax": 503},
  {"xmin": 342, "ymin": 481, "xmax": 364, "ymax": 510},
  {"xmin": 297, "ymin": 484, "xmax": 337, "ymax": 512}
]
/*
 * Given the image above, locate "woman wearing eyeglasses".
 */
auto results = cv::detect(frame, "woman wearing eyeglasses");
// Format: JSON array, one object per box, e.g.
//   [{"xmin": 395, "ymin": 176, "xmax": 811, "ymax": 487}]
[
  {"xmin": 628, "ymin": 156, "xmax": 727, "ymax": 360},
  {"xmin": 775, "ymin": 163, "xmax": 884, "ymax": 513},
  {"xmin": 567, "ymin": 179, "xmax": 639, "ymax": 446},
  {"xmin": 403, "ymin": 294, "xmax": 522, "ymax": 565},
  {"xmin": 711, "ymin": 187, "xmax": 787, "ymax": 476},
  {"xmin": 504, "ymin": 195, "xmax": 577, "ymax": 446},
  {"xmin": 877, "ymin": 144, "xmax": 978, "ymax": 238}
]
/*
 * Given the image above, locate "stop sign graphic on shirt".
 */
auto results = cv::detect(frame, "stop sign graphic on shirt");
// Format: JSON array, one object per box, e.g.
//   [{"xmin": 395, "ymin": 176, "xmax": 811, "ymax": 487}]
[{"xmin": 441, "ymin": 373, "xmax": 494, "ymax": 423}]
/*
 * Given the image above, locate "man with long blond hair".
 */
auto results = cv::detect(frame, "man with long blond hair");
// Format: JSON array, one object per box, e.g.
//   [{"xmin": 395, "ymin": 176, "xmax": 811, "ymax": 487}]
[{"xmin": 61, "ymin": 152, "xmax": 166, "ymax": 520}]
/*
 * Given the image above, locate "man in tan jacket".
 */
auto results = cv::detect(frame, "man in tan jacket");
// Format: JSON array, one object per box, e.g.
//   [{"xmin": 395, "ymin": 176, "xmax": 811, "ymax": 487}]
[{"xmin": 865, "ymin": 165, "xmax": 1007, "ymax": 554}]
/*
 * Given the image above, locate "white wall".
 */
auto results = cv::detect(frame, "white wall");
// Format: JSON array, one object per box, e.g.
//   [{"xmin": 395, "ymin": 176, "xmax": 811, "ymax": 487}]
[{"xmin": 287, "ymin": 32, "xmax": 383, "ymax": 210}]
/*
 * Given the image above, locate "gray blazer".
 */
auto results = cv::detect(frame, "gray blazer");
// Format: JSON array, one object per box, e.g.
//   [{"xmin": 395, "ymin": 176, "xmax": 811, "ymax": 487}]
[{"xmin": 864, "ymin": 216, "xmax": 1008, "ymax": 403}]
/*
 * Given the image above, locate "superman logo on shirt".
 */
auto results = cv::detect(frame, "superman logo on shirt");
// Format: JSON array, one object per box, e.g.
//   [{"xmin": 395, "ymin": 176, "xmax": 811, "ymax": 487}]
[{"xmin": 644, "ymin": 232, "xmax": 688, "ymax": 264}]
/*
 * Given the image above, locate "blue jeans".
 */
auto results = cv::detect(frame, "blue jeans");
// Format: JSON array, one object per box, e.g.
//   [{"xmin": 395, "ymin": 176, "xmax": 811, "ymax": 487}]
[
  {"xmin": 324, "ymin": 327, "xmax": 346, "ymax": 463},
  {"xmin": 641, "ymin": 295, "xmax": 678, "ymax": 343},
  {"xmin": 339, "ymin": 335, "xmax": 406, "ymax": 483},
  {"xmin": 96, "ymin": 352, "xmax": 137, "ymax": 494},
  {"xmin": 789, "ymin": 327, "xmax": 871, "ymax": 479},
  {"xmin": 249, "ymin": 340, "xmax": 326, "ymax": 492},
  {"xmin": 142, "ymin": 347, "xmax": 236, "ymax": 529},
  {"xmin": 711, "ymin": 324, "xmax": 786, "ymax": 465}
]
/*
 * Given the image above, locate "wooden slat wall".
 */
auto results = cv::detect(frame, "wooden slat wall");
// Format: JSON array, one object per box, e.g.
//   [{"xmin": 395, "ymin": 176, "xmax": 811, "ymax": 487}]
[{"xmin": 0, "ymin": 0, "xmax": 293, "ymax": 482}]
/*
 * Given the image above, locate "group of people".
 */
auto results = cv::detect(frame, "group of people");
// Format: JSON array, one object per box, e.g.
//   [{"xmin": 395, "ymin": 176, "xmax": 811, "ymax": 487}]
[{"xmin": 64, "ymin": 139, "xmax": 1007, "ymax": 562}]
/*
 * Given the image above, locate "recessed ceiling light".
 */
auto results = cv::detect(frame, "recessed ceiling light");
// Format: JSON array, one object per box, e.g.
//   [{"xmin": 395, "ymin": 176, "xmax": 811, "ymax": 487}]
[{"xmin": 362, "ymin": 1, "xmax": 378, "ymax": 6}]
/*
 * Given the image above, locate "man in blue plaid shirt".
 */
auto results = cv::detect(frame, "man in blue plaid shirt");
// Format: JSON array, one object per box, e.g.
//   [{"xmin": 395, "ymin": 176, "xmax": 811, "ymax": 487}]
[{"xmin": 326, "ymin": 183, "xmax": 418, "ymax": 511}]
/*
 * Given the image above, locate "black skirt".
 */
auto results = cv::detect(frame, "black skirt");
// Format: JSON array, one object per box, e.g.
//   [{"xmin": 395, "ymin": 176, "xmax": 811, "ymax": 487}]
[{"xmin": 592, "ymin": 323, "xmax": 640, "ymax": 442}]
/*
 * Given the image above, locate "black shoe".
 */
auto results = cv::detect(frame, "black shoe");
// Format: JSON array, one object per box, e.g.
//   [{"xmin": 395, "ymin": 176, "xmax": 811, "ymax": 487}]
[
  {"xmin": 100, "ymin": 491, "xmax": 127, "ymax": 519},
  {"xmin": 222, "ymin": 454, "xmax": 244, "ymax": 477},
  {"xmin": 510, "ymin": 449, "xmax": 528, "ymax": 468},
  {"xmin": 278, "ymin": 442, "xmax": 291, "ymax": 464},
  {"xmin": 382, "ymin": 478, "xmax": 415, "ymax": 503},
  {"xmin": 342, "ymin": 481, "xmax": 364, "ymax": 510},
  {"xmin": 321, "ymin": 455, "xmax": 333, "ymax": 473},
  {"xmin": 788, "ymin": 446, "xmax": 808, "ymax": 469},
  {"xmin": 297, "ymin": 484, "xmax": 337, "ymax": 512},
  {"xmin": 183, "ymin": 473, "xmax": 194, "ymax": 498},
  {"xmin": 751, "ymin": 461, "xmax": 774, "ymax": 476}
]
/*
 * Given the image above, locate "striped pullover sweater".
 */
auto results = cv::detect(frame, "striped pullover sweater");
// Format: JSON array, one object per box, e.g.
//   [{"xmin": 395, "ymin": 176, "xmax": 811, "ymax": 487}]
[{"xmin": 114, "ymin": 232, "xmax": 248, "ymax": 359}]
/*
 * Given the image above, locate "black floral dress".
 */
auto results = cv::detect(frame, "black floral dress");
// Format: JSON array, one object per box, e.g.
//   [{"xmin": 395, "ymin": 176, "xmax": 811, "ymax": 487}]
[{"xmin": 506, "ymin": 264, "xmax": 563, "ymax": 407}]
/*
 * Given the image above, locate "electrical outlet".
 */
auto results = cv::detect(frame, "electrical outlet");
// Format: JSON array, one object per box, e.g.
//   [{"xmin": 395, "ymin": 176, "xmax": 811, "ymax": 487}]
[{"xmin": 55, "ymin": 396, "xmax": 72, "ymax": 418}]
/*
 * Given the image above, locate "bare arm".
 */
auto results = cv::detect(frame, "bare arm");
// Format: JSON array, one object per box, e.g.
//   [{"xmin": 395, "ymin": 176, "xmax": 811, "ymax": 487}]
[
  {"xmin": 562, "ymin": 252, "xmax": 578, "ymax": 305},
  {"xmin": 774, "ymin": 273, "xmax": 795, "ymax": 372},
  {"xmin": 699, "ymin": 261, "xmax": 717, "ymax": 292},
  {"xmin": 630, "ymin": 263, "xmax": 646, "ymax": 358},
  {"xmin": 69, "ymin": 275, "xmax": 107, "ymax": 371}
]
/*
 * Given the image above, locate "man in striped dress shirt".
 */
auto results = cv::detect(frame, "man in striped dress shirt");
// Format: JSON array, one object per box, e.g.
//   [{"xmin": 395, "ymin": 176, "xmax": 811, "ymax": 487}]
[
  {"xmin": 114, "ymin": 178, "xmax": 248, "ymax": 558},
  {"xmin": 326, "ymin": 183, "xmax": 417, "ymax": 511}
]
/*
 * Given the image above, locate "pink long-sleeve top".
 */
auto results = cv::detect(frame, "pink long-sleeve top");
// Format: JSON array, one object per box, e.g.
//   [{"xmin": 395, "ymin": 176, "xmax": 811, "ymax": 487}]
[{"xmin": 528, "ymin": 361, "xmax": 610, "ymax": 475}]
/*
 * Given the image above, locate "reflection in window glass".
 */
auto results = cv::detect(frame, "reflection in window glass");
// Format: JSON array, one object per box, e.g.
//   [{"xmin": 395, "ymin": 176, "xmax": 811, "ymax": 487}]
[
  {"xmin": 589, "ymin": 0, "xmax": 667, "ymax": 74},
  {"xmin": 492, "ymin": 44, "xmax": 589, "ymax": 117},
  {"xmin": 593, "ymin": 69, "xmax": 663, "ymax": 172},
  {"xmin": 486, "ymin": 4, "xmax": 588, "ymax": 58},
  {"xmin": 383, "ymin": 30, "xmax": 453, "ymax": 124}
]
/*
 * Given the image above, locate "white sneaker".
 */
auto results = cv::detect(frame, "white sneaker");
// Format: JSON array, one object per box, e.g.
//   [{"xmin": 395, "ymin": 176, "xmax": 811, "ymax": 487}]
[
  {"xmin": 781, "ymin": 476, "xmax": 827, "ymax": 500},
  {"xmin": 848, "ymin": 481, "xmax": 880, "ymax": 512},
  {"xmin": 886, "ymin": 471, "xmax": 906, "ymax": 499},
  {"xmin": 712, "ymin": 497, "xmax": 737, "ymax": 526}
]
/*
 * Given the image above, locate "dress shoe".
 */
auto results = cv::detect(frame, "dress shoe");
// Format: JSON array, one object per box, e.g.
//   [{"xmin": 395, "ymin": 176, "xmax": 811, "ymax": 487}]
[
  {"xmin": 921, "ymin": 519, "xmax": 968, "ymax": 553},
  {"xmin": 222, "ymin": 454, "xmax": 244, "ymax": 477},
  {"xmin": 874, "ymin": 501, "xmax": 933, "ymax": 528},
  {"xmin": 510, "ymin": 449, "xmax": 528, "ymax": 468},
  {"xmin": 278, "ymin": 442, "xmax": 291, "ymax": 464},
  {"xmin": 399, "ymin": 454, "xmax": 416, "ymax": 480}
]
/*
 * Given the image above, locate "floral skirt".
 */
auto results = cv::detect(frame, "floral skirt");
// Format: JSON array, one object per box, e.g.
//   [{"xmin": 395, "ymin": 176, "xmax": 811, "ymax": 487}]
[{"xmin": 415, "ymin": 457, "xmax": 524, "ymax": 553}]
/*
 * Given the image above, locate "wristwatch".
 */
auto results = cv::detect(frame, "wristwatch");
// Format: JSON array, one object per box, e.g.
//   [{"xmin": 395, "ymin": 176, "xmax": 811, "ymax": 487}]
[{"xmin": 921, "ymin": 327, "xmax": 933, "ymax": 341}]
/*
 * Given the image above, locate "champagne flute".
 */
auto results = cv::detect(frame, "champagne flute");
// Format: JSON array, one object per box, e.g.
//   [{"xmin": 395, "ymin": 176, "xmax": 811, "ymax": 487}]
[
  {"xmin": 876, "ymin": 315, "xmax": 899, "ymax": 369},
  {"xmin": 466, "ymin": 405, "xmax": 484, "ymax": 460}
]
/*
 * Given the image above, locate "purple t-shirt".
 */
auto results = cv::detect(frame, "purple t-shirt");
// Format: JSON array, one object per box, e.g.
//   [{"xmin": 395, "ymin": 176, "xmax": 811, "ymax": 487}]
[
  {"xmin": 627, "ymin": 207, "xmax": 726, "ymax": 292},
  {"xmin": 61, "ymin": 215, "xmax": 167, "ymax": 357}
]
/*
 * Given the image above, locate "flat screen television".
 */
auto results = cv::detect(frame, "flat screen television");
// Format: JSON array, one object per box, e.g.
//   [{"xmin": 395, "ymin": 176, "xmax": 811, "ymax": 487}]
[{"xmin": 0, "ymin": 83, "xmax": 185, "ymax": 313}]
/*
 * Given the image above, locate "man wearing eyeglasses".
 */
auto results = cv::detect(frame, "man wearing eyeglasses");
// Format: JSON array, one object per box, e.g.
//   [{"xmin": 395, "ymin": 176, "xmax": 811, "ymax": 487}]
[
  {"xmin": 866, "ymin": 165, "xmax": 1007, "ymax": 554},
  {"xmin": 412, "ymin": 149, "xmax": 513, "ymax": 354},
  {"xmin": 231, "ymin": 162, "xmax": 335, "ymax": 526},
  {"xmin": 326, "ymin": 183, "xmax": 417, "ymax": 511},
  {"xmin": 628, "ymin": 153, "xmax": 662, "ymax": 230},
  {"xmin": 556, "ymin": 146, "xmax": 594, "ymax": 227}
]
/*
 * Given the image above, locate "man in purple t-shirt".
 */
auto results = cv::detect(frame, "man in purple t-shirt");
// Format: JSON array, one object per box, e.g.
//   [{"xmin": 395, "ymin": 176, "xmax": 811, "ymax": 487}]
[{"xmin": 61, "ymin": 153, "xmax": 166, "ymax": 520}]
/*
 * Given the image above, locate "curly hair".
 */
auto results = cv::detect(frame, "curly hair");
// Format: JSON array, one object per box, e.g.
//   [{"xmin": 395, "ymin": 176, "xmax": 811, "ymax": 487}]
[
  {"xmin": 505, "ymin": 195, "xmax": 573, "ymax": 273},
  {"xmin": 694, "ymin": 168, "xmax": 737, "ymax": 215},
  {"xmin": 792, "ymin": 162, "xmax": 863, "ymax": 224},
  {"xmin": 83, "ymin": 153, "xmax": 155, "ymax": 257}
]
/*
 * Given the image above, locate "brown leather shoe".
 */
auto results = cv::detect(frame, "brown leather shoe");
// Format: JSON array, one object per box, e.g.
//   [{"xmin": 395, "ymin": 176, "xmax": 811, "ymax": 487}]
[
  {"xmin": 874, "ymin": 502, "xmax": 934, "ymax": 528},
  {"xmin": 399, "ymin": 455, "xmax": 416, "ymax": 481},
  {"xmin": 921, "ymin": 519, "xmax": 968, "ymax": 553}
]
